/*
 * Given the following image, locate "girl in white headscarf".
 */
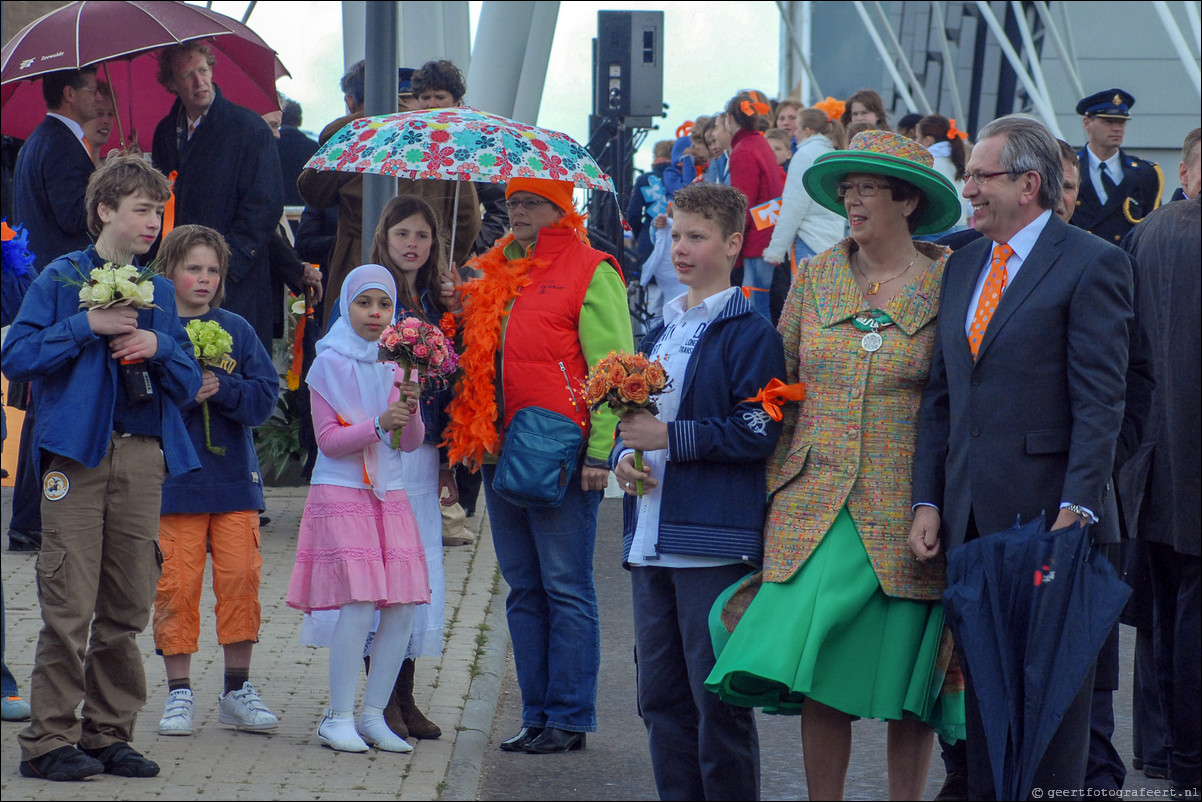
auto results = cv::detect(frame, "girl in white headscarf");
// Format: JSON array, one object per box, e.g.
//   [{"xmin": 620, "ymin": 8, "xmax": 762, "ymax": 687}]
[{"xmin": 286, "ymin": 264, "xmax": 428, "ymax": 754}]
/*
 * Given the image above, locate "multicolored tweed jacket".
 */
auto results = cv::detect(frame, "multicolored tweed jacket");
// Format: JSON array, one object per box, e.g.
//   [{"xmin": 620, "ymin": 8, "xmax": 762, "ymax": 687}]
[{"xmin": 762, "ymin": 238, "xmax": 951, "ymax": 600}]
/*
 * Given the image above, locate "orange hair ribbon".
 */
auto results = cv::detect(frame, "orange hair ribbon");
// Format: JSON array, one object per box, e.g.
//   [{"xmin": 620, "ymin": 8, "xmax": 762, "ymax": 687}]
[
  {"xmin": 946, "ymin": 119, "xmax": 968, "ymax": 141},
  {"xmin": 743, "ymin": 378, "xmax": 807, "ymax": 421},
  {"xmin": 813, "ymin": 96, "xmax": 845, "ymax": 122},
  {"xmin": 741, "ymin": 99, "xmax": 771, "ymax": 118},
  {"xmin": 676, "ymin": 121, "xmax": 694, "ymax": 138}
]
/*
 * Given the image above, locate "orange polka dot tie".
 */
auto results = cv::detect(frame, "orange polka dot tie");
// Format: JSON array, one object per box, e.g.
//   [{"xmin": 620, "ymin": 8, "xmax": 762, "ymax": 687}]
[{"xmin": 968, "ymin": 243, "xmax": 1013, "ymax": 360}]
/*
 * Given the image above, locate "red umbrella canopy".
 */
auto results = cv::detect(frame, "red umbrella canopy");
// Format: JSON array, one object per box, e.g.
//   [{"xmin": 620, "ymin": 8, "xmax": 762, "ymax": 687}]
[{"xmin": 1, "ymin": 1, "xmax": 287, "ymax": 153}]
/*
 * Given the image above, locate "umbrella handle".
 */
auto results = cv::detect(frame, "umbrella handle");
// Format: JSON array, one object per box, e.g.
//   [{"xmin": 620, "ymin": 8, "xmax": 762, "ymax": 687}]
[
  {"xmin": 102, "ymin": 62, "xmax": 127, "ymax": 150},
  {"xmin": 450, "ymin": 180, "xmax": 460, "ymax": 262}
]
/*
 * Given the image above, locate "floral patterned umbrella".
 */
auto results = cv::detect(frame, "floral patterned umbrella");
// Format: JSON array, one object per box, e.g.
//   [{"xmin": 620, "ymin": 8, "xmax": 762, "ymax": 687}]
[{"xmin": 304, "ymin": 106, "xmax": 616, "ymax": 195}]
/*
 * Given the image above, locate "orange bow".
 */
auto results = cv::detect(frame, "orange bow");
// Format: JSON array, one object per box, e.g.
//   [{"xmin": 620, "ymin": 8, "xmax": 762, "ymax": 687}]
[
  {"xmin": 743, "ymin": 378, "xmax": 806, "ymax": 421},
  {"xmin": 741, "ymin": 99, "xmax": 771, "ymax": 118},
  {"xmin": 947, "ymin": 119, "xmax": 968, "ymax": 141},
  {"xmin": 813, "ymin": 96, "xmax": 845, "ymax": 121},
  {"xmin": 676, "ymin": 121, "xmax": 694, "ymax": 138},
  {"xmin": 0, "ymin": 221, "xmax": 15, "ymax": 241}
]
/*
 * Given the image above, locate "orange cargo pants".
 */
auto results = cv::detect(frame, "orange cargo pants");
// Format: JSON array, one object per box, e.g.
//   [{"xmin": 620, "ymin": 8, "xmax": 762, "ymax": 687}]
[{"xmin": 153, "ymin": 511, "xmax": 262, "ymax": 655}]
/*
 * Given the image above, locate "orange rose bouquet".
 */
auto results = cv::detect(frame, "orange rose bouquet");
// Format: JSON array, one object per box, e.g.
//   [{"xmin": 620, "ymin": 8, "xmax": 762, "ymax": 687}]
[{"xmin": 583, "ymin": 351, "xmax": 671, "ymax": 496}]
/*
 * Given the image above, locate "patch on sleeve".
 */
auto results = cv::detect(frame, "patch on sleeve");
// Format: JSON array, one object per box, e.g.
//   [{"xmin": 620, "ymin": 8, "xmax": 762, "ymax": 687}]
[
  {"xmin": 43, "ymin": 471, "xmax": 70, "ymax": 501},
  {"xmin": 742, "ymin": 409, "xmax": 771, "ymax": 436}
]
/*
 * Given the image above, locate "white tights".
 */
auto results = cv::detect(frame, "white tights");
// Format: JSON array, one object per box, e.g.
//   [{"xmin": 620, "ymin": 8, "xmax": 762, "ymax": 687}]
[{"xmin": 328, "ymin": 602, "xmax": 415, "ymax": 712}]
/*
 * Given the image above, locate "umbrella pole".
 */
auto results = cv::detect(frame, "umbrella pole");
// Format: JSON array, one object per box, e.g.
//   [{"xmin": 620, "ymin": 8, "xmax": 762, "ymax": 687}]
[
  {"xmin": 102, "ymin": 62, "xmax": 127, "ymax": 150},
  {"xmin": 450, "ymin": 180, "xmax": 460, "ymax": 266}
]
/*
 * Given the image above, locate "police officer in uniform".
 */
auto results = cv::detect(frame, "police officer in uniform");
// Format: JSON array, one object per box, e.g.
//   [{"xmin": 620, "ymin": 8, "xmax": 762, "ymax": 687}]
[{"xmin": 1072, "ymin": 89, "xmax": 1163, "ymax": 245}]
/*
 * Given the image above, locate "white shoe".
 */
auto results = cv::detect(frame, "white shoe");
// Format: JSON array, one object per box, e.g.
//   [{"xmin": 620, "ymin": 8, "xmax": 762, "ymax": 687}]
[
  {"xmin": 218, "ymin": 681, "xmax": 279, "ymax": 731},
  {"xmin": 158, "ymin": 688, "xmax": 195, "ymax": 736},
  {"xmin": 358, "ymin": 710, "xmax": 413, "ymax": 753},
  {"xmin": 318, "ymin": 709, "xmax": 369, "ymax": 752}
]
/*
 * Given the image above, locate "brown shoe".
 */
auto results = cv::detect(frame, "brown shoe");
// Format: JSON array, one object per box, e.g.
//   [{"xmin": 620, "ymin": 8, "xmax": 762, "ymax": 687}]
[{"xmin": 399, "ymin": 658, "xmax": 441, "ymax": 739}]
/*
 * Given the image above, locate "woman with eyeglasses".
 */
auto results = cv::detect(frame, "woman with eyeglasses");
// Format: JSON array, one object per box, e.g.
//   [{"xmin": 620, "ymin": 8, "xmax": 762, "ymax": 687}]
[
  {"xmin": 444, "ymin": 177, "xmax": 632, "ymax": 755},
  {"xmin": 705, "ymin": 131, "xmax": 965, "ymax": 800}
]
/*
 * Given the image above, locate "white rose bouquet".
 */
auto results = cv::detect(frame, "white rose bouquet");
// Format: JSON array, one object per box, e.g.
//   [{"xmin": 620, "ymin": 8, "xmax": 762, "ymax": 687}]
[{"xmin": 71, "ymin": 261, "xmax": 158, "ymax": 309}]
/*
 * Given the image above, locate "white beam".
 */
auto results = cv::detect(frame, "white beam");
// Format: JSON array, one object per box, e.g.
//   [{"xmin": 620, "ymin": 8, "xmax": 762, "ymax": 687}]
[
  {"xmin": 774, "ymin": 0, "xmax": 823, "ymax": 101},
  {"xmin": 972, "ymin": 0, "xmax": 1064, "ymax": 139},
  {"xmin": 1009, "ymin": 1, "xmax": 1056, "ymax": 129},
  {"xmin": 852, "ymin": 0, "xmax": 919, "ymax": 112},
  {"xmin": 1153, "ymin": 0, "xmax": 1202, "ymax": 93},
  {"xmin": 928, "ymin": 1, "xmax": 966, "ymax": 124},
  {"xmin": 870, "ymin": 0, "xmax": 933, "ymax": 113},
  {"xmin": 1032, "ymin": 1, "xmax": 1084, "ymax": 101}
]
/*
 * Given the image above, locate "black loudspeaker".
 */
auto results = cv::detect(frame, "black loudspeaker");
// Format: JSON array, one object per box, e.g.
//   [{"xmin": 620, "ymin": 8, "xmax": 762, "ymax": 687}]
[{"xmin": 594, "ymin": 10, "xmax": 664, "ymax": 119}]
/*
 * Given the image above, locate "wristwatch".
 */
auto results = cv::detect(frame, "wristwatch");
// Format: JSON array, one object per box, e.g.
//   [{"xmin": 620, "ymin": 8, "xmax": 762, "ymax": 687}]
[{"xmin": 1063, "ymin": 503, "xmax": 1091, "ymax": 521}]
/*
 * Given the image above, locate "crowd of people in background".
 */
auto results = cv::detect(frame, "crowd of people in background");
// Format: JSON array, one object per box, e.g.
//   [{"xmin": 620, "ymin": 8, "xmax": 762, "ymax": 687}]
[{"xmin": 0, "ymin": 35, "xmax": 1198, "ymax": 802}]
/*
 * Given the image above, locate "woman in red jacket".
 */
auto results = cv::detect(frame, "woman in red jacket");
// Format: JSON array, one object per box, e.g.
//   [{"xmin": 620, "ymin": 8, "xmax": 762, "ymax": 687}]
[{"xmin": 725, "ymin": 90, "xmax": 785, "ymax": 322}]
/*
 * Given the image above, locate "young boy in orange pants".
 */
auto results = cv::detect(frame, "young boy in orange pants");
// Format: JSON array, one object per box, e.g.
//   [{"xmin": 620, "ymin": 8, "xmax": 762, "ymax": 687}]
[{"xmin": 152, "ymin": 225, "xmax": 280, "ymax": 736}]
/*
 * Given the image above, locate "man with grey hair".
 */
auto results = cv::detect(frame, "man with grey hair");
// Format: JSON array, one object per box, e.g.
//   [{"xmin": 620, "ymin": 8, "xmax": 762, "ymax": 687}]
[{"xmin": 910, "ymin": 114, "xmax": 1133, "ymax": 799}]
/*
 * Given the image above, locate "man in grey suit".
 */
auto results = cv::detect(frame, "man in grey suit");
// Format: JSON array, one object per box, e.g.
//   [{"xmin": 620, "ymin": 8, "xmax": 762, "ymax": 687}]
[{"xmin": 909, "ymin": 115, "xmax": 1133, "ymax": 799}]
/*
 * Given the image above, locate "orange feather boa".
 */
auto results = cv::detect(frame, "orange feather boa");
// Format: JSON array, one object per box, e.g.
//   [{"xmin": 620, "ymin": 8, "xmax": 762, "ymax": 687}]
[{"xmin": 443, "ymin": 210, "xmax": 590, "ymax": 471}]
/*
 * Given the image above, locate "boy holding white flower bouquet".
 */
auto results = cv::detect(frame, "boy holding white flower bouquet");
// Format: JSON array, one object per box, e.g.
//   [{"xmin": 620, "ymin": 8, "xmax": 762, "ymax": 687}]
[
  {"xmin": 2, "ymin": 156, "xmax": 202, "ymax": 782},
  {"xmin": 152, "ymin": 225, "xmax": 280, "ymax": 738}
]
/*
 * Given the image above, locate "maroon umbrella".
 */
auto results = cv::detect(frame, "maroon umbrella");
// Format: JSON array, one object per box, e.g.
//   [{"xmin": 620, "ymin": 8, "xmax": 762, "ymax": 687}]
[{"xmin": 1, "ymin": 1, "xmax": 287, "ymax": 153}]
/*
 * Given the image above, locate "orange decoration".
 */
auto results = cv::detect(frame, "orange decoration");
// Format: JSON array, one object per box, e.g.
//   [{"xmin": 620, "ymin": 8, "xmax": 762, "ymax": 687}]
[
  {"xmin": 946, "ymin": 119, "xmax": 968, "ymax": 141},
  {"xmin": 743, "ymin": 378, "xmax": 806, "ymax": 422},
  {"xmin": 163, "ymin": 170, "xmax": 177, "ymax": 236},
  {"xmin": 675, "ymin": 121, "xmax": 694, "ymax": 138},
  {"xmin": 813, "ymin": 96, "xmax": 846, "ymax": 122},
  {"xmin": 443, "ymin": 209, "xmax": 591, "ymax": 471},
  {"xmin": 740, "ymin": 99, "xmax": 771, "ymax": 118}
]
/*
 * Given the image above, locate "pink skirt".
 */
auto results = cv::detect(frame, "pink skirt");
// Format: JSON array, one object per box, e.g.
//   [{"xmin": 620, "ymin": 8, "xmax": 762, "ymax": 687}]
[{"xmin": 286, "ymin": 484, "xmax": 430, "ymax": 613}]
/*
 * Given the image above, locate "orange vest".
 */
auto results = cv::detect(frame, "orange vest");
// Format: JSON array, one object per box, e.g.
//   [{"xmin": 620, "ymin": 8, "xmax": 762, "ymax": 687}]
[{"xmin": 500, "ymin": 228, "xmax": 618, "ymax": 435}]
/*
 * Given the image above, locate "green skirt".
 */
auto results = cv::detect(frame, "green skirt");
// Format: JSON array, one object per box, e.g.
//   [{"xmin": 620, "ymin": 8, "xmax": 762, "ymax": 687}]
[{"xmin": 704, "ymin": 506, "xmax": 964, "ymax": 742}]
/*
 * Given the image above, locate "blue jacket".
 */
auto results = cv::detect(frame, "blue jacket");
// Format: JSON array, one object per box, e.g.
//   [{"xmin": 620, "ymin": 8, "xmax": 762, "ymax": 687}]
[
  {"xmin": 611, "ymin": 291, "xmax": 786, "ymax": 564},
  {"xmin": 1, "ymin": 247, "xmax": 202, "ymax": 476},
  {"xmin": 12, "ymin": 116, "xmax": 94, "ymax": 270},
  {"xmin": 161, "ymin": 307, "xmax": 278, "ymax": 514}
]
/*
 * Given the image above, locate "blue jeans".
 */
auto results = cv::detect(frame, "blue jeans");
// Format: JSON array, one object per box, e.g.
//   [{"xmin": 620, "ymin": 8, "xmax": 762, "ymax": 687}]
[
  {"xmin": 793, "ymin": 237, "xmax": 817, "ymax": 262},
  {"xmin": 482, "ymin": 463, "xmax": 602, "ymax": 732},
  {"xmin": 740, "ymin": 257, "xmax": 773, "ymax": 320}
]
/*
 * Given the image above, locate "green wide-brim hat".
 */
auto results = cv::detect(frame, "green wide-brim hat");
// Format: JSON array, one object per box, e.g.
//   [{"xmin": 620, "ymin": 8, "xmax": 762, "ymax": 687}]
[{"xmin": 802, "ymin": 129, "xmax": 962, "ymax": 235}]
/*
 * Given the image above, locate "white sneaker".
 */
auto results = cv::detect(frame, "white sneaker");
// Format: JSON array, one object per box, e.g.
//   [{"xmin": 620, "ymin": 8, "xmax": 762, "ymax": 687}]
[
  {"xmin": 218, "ymin": 681, "xmax": 279, "ymax": 731},
  {"xmin": 158, "ymin": 688, "xmax": 195, "ymax": 736},
  {"xmin": 318, "ymin": 709, "xmax": 369, "ymax": 752},
  {"xmin": 358, "ymin": 710, "xmax": 413, "ymax": 753}
]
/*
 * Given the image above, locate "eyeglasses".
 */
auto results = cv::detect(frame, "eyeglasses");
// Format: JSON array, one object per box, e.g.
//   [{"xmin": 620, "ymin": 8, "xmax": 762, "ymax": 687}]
[
  {"xmin": 965, "ymin": 170, "xmax": 1023, "ymax": 186},
  {"xmin": 836, "ymin": 180, "xmax": 893, "ymax": 198},
  {"xmin": 502, "ymin": 198, "xmax": 553, "ymax": 211}
]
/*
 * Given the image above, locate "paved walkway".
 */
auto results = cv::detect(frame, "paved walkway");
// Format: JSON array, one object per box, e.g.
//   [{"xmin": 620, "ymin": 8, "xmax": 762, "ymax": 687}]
[{"xmin": 1, "ymin": 485, "xmax": 509, "ymax": 801}]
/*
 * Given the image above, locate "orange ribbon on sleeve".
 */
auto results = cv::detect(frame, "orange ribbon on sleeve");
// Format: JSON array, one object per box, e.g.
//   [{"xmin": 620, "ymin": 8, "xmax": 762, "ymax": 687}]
[{"xmin": 743, "ymin": 378, "xmax": 806, "ymax": 421}]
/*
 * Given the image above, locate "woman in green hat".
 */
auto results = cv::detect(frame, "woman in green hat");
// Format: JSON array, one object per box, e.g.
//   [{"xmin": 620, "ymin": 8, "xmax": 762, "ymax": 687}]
[{"xmin": 705, "ymin": 130, "xmax": 964, "ymax": 800}]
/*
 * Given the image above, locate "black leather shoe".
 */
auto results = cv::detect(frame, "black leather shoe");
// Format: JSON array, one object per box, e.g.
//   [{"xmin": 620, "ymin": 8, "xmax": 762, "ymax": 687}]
[
  {"xmin": 499, "ymin": 726, "xmax": 544, "ymax": 752},
  {"xmin": 523, "ymin": 727, "xmax": 586, "ymax": 754},
  {"xmin": 82, "ymin": 742, "xmax": 160, "ymax": 778},
  {"xmin": 7, "ymin": 528, "xmax": 41, "ymax": 552},
  {"xmin": 18, "ymin": 746, "xmax": 105, "ymax": 781}
]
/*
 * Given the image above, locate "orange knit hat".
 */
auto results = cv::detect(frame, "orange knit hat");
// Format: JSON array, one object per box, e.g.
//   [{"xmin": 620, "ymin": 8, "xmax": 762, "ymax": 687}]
[{"xmin": 506, "ymin": 177, "xmax": 576, "ymax": 214}]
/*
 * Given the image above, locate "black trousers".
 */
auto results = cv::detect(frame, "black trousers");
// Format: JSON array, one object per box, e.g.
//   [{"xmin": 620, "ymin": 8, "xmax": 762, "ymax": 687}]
[{"xmin": 1146, "ymin": 542, "xmax": 1201, "ymax": 794}]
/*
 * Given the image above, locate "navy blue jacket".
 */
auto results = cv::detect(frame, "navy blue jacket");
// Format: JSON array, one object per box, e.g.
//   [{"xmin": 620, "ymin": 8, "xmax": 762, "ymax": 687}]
[
  {"xmin": 611, "ymin": 291, "xmax": 786, "ymax": 565},
  {"xmin": 1071, "ymin": 146, "xmax": 1163, "ymax": 246},
  {"xmin": 12, "ymin": 116, "xmax": 94, "ymax": 270},
  {"xmin": 161, "ymin": 307, "xmax": 277, "ymax": 514},
  {"xmin": 1, "ymin": 247, "xmax": 202, "ymax": 476},
  {"xmin": 152, "ymin": 87, "xmax": 283, "ymax": 351}
]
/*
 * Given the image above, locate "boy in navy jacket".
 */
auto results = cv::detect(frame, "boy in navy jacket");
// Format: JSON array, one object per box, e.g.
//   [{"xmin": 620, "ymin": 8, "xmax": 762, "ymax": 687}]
[
  {"xmin": 152, "ymin": 225, "xmax": 280, "ymax": 738},
  {"xmin": 2, "ymin": 156, "xmax": 202, "ymax": 782},
  {"xmin": 612, "ymin": 182, "xmax": 785, "ymax": 800}
]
